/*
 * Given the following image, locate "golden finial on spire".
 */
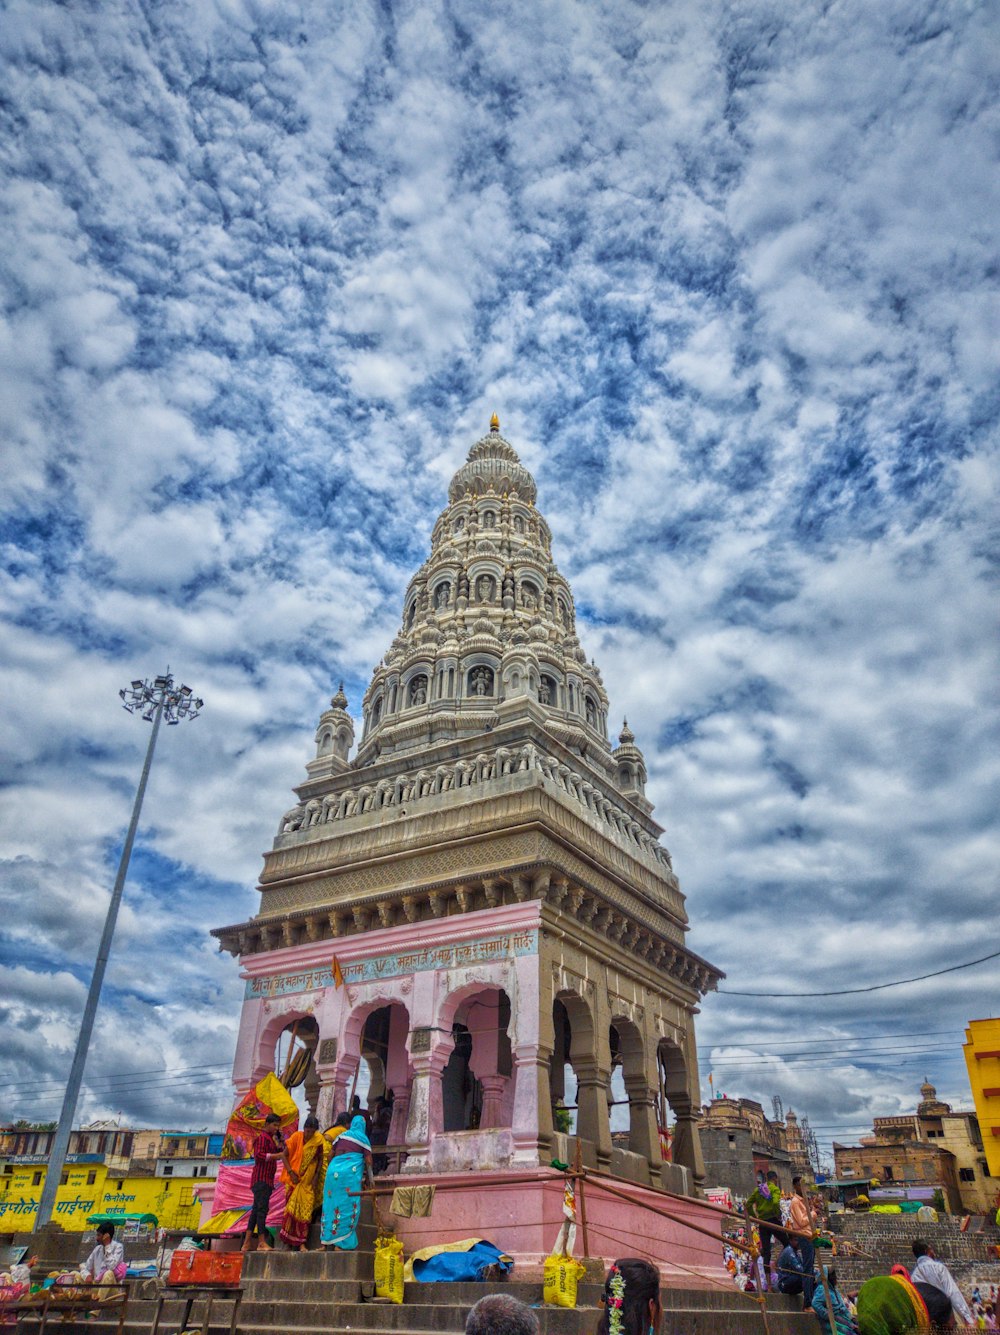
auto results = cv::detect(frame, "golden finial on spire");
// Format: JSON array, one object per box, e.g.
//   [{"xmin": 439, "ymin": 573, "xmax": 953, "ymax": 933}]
[{"xmin": 490, "ymin": 411, "xmax": 500, "ymax": 433}]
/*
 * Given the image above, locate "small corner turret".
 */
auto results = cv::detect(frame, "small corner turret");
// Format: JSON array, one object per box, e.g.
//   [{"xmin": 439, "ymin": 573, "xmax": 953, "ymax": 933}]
[
  {"xmin": 306, "ymin": 681, "xmax": 355, "ymax": 780},
  {"xmin": 614, "ymin": 717, "xmax": 652, "ymax": 812}
]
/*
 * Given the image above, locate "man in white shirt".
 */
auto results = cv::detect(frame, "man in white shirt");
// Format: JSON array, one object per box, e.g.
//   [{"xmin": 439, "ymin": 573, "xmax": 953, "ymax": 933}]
[
  {"xmin": 81, "ymin": 1224, "xmax": 125, "ymax": 1285},
  {"xmin": 909, "ymin": 1239, "xmax": 973, "ymax": 1327}
]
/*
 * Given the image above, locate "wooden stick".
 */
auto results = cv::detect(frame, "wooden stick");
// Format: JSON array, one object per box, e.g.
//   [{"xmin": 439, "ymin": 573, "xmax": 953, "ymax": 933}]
[
  {"xmin": 346, "ymin": 1059, "xmax": 361, "ymax": 1113},
  {"xmin": 817, "ymin": 1262, "xmax": 838, "ymax": 1334},
  {"xmin": 279, "ymin": 1020, "xmax": 301, "ymax": 1083},
  {"xmin": 574, "ymin": 1139, "xmax": 591, "ymax": 1259}
]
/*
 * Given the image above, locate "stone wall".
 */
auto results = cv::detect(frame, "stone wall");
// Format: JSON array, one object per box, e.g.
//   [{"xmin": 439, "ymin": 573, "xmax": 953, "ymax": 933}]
[{"xmin": 830, "ymin": 1212, "xmax": 1000, "ymax": 1288}]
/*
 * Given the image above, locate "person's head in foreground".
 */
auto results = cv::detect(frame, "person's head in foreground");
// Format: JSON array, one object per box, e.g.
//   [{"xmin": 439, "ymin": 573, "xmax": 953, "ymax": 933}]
[
  {"xmin": 464, "ymin": 1293, "xmax": 539, "ymax": 1334},
  {"xmin": 911, "ymin": 1239, "xmax": 934, "ymax": 1260},
  {"xmin": 97, "ymin": 1225, "xmax": 114, "ymax": 1244},
  {"xmin": 598, "ymin": 1258, "xmax": 662, "ymax": 1335}
]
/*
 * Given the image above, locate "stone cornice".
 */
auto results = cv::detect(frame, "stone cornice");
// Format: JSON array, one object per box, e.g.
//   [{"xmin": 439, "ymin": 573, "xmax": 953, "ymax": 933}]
[{"xmin": 213, "ymin": 851, "xmax": 721, "ymax": 996}]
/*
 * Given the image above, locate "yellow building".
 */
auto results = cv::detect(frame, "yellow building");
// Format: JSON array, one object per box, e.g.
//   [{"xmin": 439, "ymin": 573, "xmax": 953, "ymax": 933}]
[
  {"xmin": 964, "ymin": 1018, "xmax": 1000, "ymax": 1179},
  {"xmin": 0, "ymin": 1160, "xmax": 205, "ymax": 1233}
]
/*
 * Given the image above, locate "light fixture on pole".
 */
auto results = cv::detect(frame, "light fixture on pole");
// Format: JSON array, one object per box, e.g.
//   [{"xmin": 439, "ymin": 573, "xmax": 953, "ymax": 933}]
[{"xmin": 34, "ymin": 672, "xmax": 203, "ymax": 1233}]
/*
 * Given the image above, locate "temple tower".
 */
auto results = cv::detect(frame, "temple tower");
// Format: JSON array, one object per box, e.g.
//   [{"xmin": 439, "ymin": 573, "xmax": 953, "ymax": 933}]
[{"xmin": 215, "ymin": 418, "xmax": 722, "ymax": 1197}]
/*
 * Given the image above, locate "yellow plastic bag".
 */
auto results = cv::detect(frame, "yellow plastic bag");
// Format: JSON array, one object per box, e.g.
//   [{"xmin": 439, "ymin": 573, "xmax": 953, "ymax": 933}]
[
  {"xmin": 543, "ymin": 1252, "xmax": 586, "ymax": 1308},
  {"xmin": 374, "ymin": 1235, "xmax": 405, "ymax": 1305}
]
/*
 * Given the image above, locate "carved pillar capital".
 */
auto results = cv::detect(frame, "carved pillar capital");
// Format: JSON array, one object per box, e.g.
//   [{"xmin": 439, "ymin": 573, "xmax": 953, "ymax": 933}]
[
  {"xmin": 482, "ymin": 878, "xmax": 502, "ymax": 908},
  {"xmin": 403, "ymin": 895, "xmax": 422, "ymax": 923}
]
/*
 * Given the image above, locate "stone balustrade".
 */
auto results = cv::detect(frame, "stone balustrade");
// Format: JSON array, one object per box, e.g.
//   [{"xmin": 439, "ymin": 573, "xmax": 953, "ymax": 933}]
[{"xmin": 279, "ymin": 740, "xmax": 672, "ymax": 870}]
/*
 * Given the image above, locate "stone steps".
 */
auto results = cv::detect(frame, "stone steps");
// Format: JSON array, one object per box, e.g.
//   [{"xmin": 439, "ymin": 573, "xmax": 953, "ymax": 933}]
[{"xmin": 33, "ymin": 1244, "xmax": 820, "ymax": 1335}]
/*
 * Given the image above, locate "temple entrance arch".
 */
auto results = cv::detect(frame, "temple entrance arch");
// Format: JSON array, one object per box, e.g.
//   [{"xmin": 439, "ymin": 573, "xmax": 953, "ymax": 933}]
[
  {"xmin": 658, "ymin": 1036, "xmax": 698, "ymax": 1181},
  {"xmin": 550, "ymin": 989, "xmax": 609, "ymax": 1162},
  {"xmin": 253, "ymin": 1011, "xmax": 319, "ymax": 1117},
  {"xmin": 439, "ymin": 985, "xmax": 513, "ymax": 1131},
  {"xmin": 340, "ymin": 998, "xmax": 411, "ymax": 1146},
  {"xmin": 610, "ymin": 1016, "xmax": 659, "ymax": 1179}
]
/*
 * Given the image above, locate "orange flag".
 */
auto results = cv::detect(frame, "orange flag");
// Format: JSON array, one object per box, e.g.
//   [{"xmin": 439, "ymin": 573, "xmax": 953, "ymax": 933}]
[{"xmin": 332, "ymin": 955, "xmax": 344, "ymax": 988}]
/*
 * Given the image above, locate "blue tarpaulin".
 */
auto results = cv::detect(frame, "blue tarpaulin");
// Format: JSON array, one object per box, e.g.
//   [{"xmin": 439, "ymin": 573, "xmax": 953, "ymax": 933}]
[{"xmin": 410, "ymin": 1241, "xmax": 513, "ymax": 1283}]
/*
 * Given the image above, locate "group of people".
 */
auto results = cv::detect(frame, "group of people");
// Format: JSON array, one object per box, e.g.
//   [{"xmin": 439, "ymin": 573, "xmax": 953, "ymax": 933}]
[
  {"xmin": 242, "ymin": 1103, "xmax": 374, "ymax": 1254},
  {"xmin": 745, "ymin": 1170, "xmax": 826, "ymax": 1301},
  {"xmin": 970, "ymin": 1284, "xmax": 998, "ymax": 1329},
  {"xmin": 741, "ymin": 1169, "xmax": 1000, "ymax": 1331}
]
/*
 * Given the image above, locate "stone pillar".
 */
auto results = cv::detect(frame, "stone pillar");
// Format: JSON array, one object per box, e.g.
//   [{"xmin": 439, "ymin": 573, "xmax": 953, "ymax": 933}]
[
  {"xmin": 511, "ymin": 1041, "xmax": 554, "ymax": 1165},
  {"xmin": 331, "ymin": 1054, "xmax": 358, "ymax": 1122},
  {"xmin": 575, "ymin": 1059, "xmax": 613, "ymax": 1168},
  {"xmin": 314, "ymin": 1066, "xmax": 338, "ymax": 1127},
  {"xmin": 402, "ymin": 1032, "xmax": 452, "ymax": 1172},
  {"xmin": 479, "ymin": 1074, "xmax": 509, "ymax": 1130},
  {"xmin": 677, "ymin": 1019, "xmax": 706, "ymax": 1191},
  {"xmin": 387, "ymin": 1083, "xmax": 411, "ymax": 1148},
  {"xmin": 670, "ymin": 1101, "xmax": 705, "ymax": 1189},
  {"xmin": 624, "ymin": 1071, "xmax": 661, "ymax": 1171}
]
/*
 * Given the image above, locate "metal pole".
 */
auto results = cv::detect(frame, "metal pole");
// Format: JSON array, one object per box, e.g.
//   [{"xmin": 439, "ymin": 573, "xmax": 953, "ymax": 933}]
[{"xmin": 34, "ymin": 698, "xmax": 164, "ymax": 1231}]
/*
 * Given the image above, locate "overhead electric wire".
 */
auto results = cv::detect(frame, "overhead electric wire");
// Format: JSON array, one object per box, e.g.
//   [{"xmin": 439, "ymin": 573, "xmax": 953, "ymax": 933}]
[
  {"xmin": 8, "ymin": 1061, "xmax": 232, "ymax": 1094},
  {"xmin": 717, "ymin": 945, "xmax": 1000, "ymax": 996}
]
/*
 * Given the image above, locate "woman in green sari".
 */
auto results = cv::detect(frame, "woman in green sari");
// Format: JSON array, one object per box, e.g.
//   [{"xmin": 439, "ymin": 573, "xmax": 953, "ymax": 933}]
[{"xmin": 856, "ymin": 1274, "xmax": 930, "ymax": 1335}]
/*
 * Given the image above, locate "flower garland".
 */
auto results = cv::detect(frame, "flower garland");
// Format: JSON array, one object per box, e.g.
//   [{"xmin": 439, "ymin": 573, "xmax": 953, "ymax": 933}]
[{"xmin": 607, "ymin": 1263, "xmax": 626, "ymax": 1335}]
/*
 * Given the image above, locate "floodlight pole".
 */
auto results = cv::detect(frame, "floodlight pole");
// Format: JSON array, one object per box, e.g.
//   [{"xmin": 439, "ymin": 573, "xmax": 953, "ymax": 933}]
[{"xmin": 34, "ymin": 673, "xmax": 202, "ymax": 1233}]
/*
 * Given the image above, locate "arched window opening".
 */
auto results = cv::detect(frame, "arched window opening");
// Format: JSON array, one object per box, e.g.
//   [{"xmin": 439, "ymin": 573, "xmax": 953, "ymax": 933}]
[
  {"xmin": 442, "ymin": 1024, "xmax": 477, "ymax": 1131},
  {"xmin": 272, "ymin": 1016, "xmax": 319, "ymax": 1122},
  {"xmin": 408, "ymin": 675, "xmax": 429, "ymax": 706},
  {"xmin": 551, "ymin": 999, "xmax": 578, "ymax": 1136}
]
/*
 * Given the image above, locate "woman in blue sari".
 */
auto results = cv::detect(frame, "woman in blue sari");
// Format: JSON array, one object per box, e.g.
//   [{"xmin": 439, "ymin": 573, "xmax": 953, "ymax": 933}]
[{"xmin": 320, "ymin": 1113, "xmax": 372, "ymax": 1250}]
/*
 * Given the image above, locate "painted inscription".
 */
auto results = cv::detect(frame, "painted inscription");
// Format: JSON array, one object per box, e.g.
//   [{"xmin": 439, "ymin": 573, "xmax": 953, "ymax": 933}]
[{"xmin": 245, "ymin": 928, "xmax": 538, "ymax": 1000}]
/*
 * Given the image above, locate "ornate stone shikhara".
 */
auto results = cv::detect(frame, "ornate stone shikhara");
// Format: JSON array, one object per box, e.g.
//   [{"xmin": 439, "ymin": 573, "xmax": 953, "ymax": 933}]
[{"xmin": 215, "ymin": 419, "xmax": 722, "ymax": 1193}]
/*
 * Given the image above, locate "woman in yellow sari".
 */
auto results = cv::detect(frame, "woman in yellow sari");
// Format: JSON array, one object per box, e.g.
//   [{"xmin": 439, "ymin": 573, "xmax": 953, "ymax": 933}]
[{"xmin": 279, "ymin": 1115, "xmax": 329, "ymax": 1251}]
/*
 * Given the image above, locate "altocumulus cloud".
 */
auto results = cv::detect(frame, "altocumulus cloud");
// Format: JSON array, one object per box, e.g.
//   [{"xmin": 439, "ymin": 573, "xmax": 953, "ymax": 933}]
[{"xmin": 0, "ymin": 0, "xmax": 997, "ymax": 1153}]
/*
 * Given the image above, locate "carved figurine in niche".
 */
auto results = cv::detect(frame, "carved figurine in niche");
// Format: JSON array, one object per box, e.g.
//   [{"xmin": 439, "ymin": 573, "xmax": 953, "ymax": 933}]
[
  {"xmin": 558, "ymin": 598, "xmax": 570, "ymax": 628},
  {"xmin": 482, "ymin": 509, "xmax": 496, "ymax": 528},
  {"xmin": 454, "ymin": 516, "xmax": 465, "ymax": 533},
  {"xmin": 538, "ymin": 677, "xmax": 553, "ymax": 705},
  {"xmin": 585, "ymin": 697, "xmax": 597, "ymax": 726},
  {"xmin": 409, "ymin": 675, "xmax": 428, "ymax": 706},
  {"xmin": 435, "ymin": 582, "xmax": 451, "ymax": 609},
  {"xmin": 521, "ymin": 582, "xmax": 538, "ymax": 611},
  {"xmin": 513, "ymin": 514, "xmax": 525, "ymax": 534},
  {"xmin": 475, "ymin": 574, "xmax": 495, "ymax": 602},
  {"xmin": 406, "ymin": 601, "xmax": 416, "ymax": 629},
  {"xmin": 470, "ymin": 667, "xmax": 493, "ymax": 697}
]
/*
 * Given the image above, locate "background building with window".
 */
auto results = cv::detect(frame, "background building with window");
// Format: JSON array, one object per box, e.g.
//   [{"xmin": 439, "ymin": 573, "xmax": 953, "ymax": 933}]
[
  {"xmin": 832, "ymin": 1079, "xmax": 998, "ymax": 1214},
  {"xmin": 0, "ymin": 1120, "xmax": 222, "ymax": 1233}
]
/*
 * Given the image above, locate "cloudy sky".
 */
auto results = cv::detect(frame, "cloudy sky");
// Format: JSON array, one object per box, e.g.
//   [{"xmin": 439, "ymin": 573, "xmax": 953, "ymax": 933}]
[{"xmin": 1, "ymin": 0, "xmax": 997, "ymax": 1159}]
